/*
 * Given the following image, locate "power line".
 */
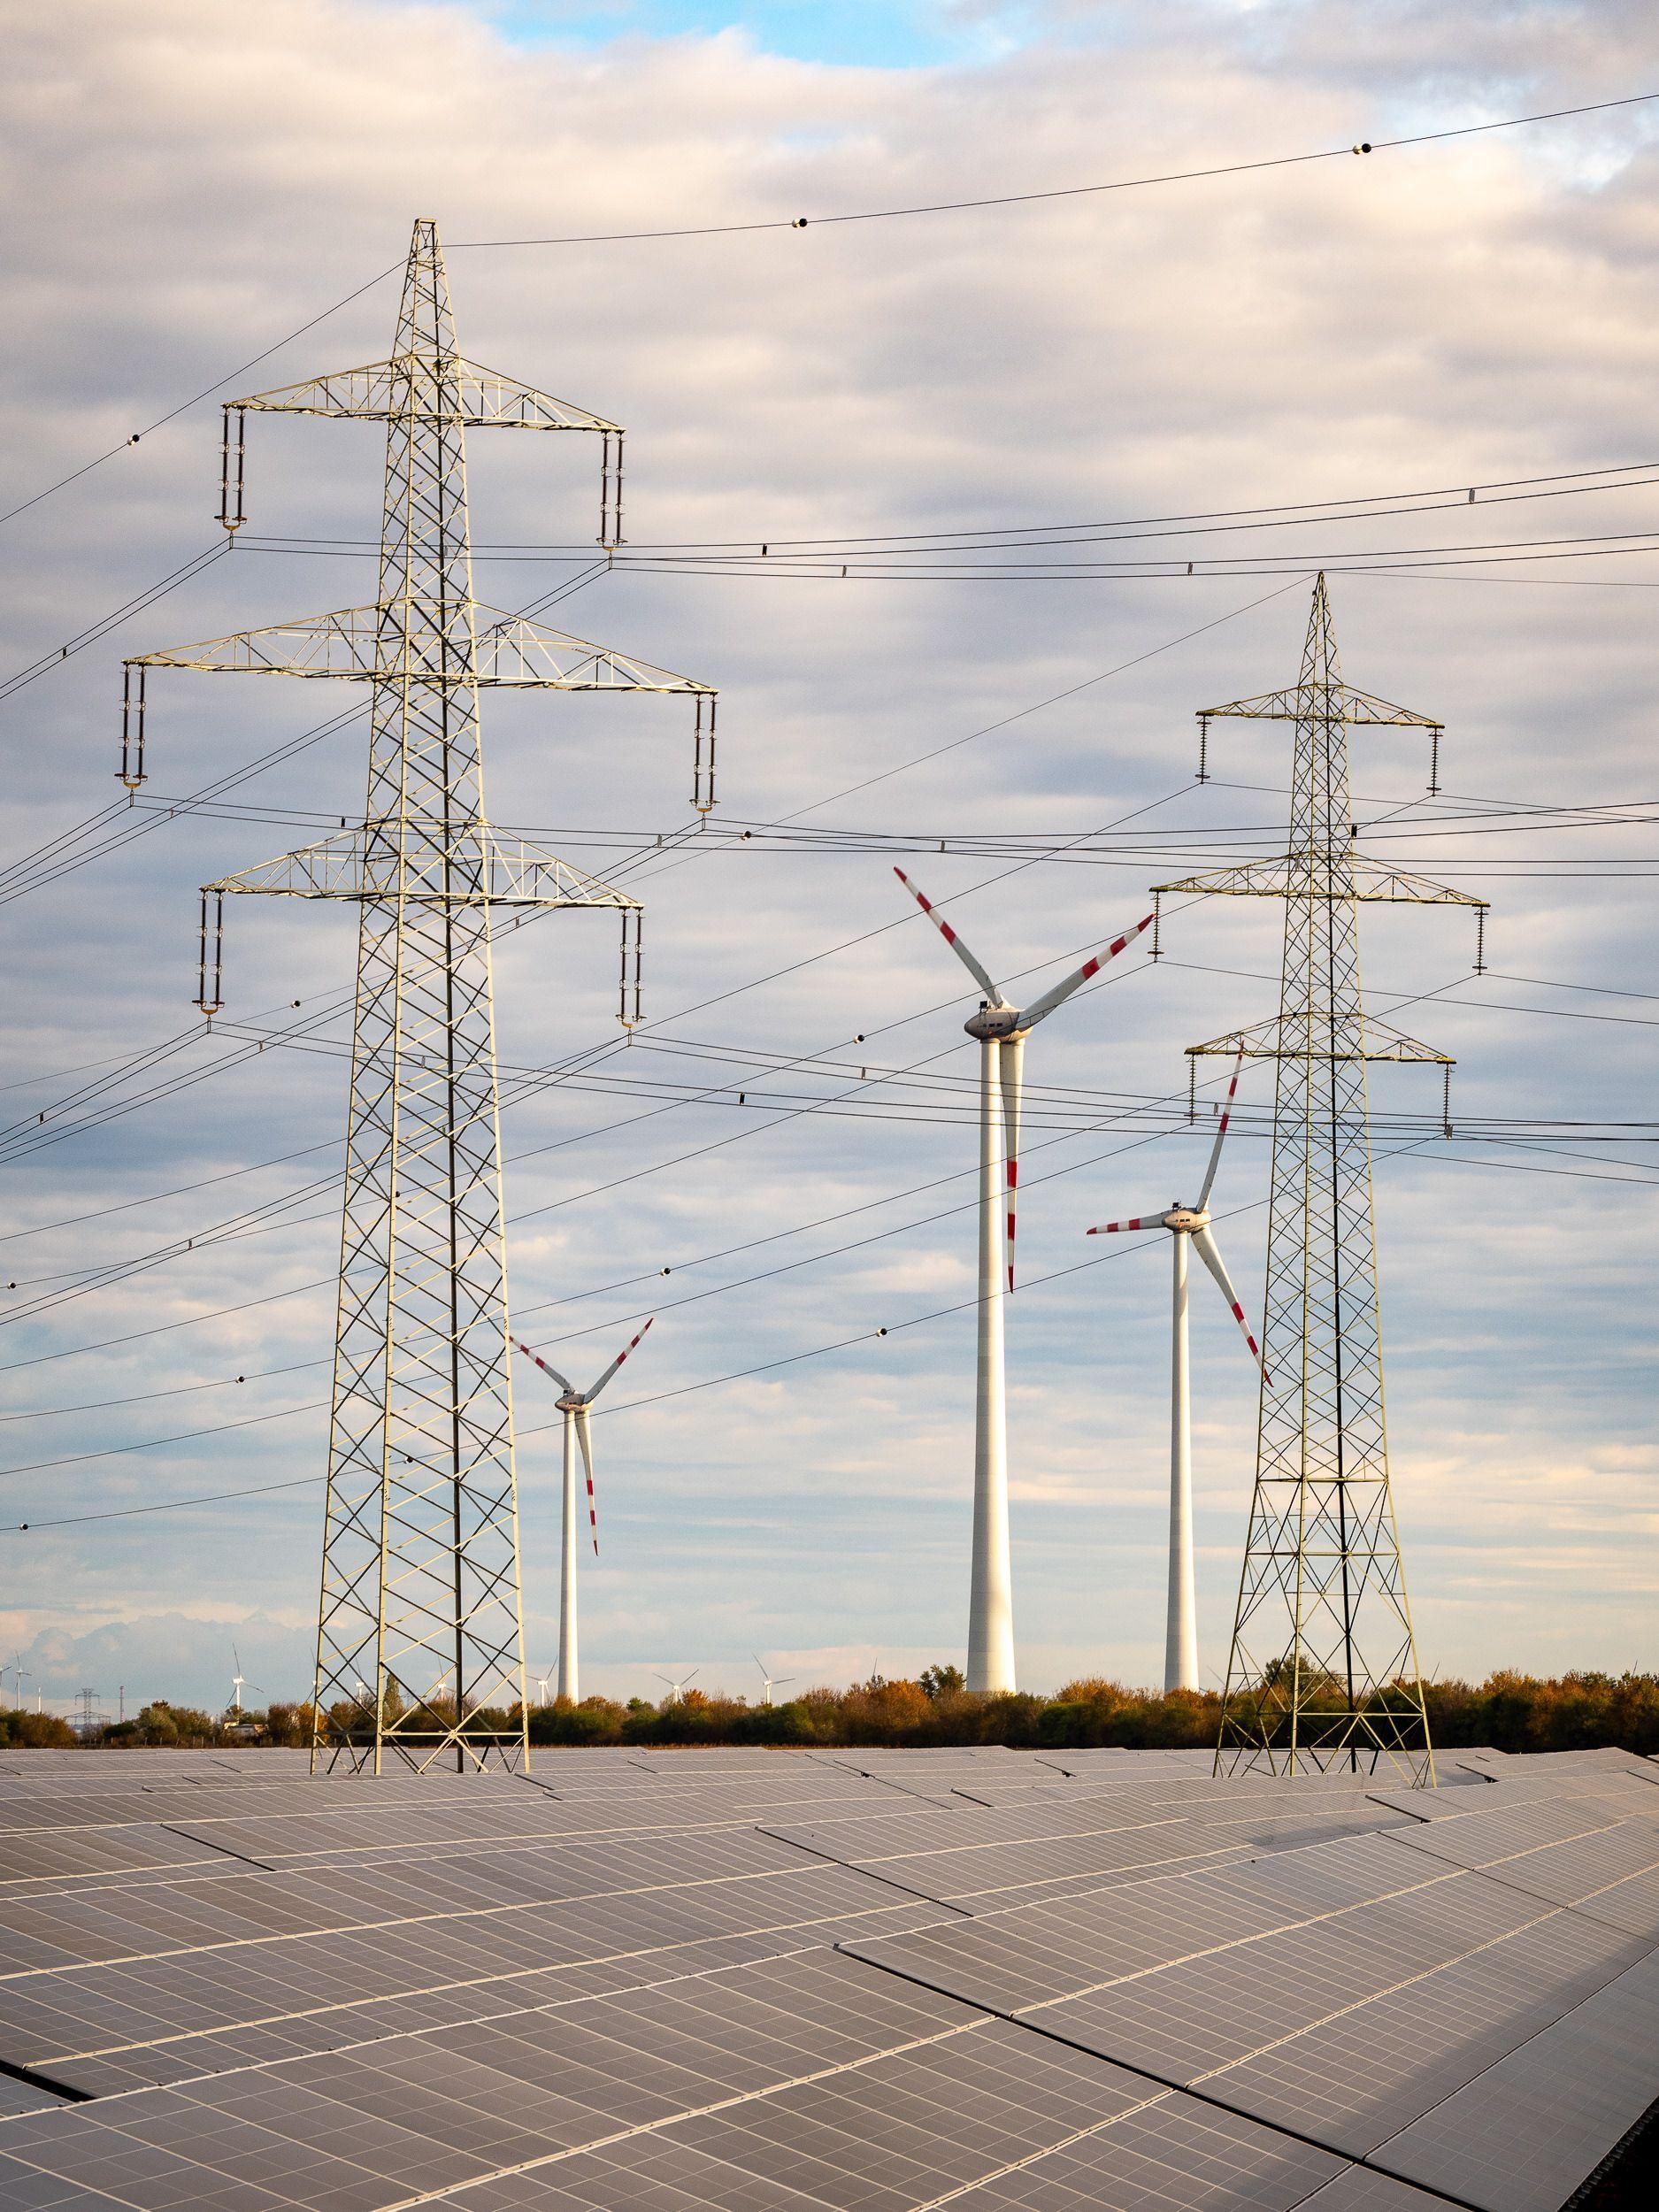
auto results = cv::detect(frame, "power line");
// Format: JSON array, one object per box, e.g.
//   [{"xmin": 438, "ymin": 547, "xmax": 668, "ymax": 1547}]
[
  {"xmin": 448, "ymin": 90, "xmax": 1659, "ymax": 249},
  {"xmin": 0, "ymin": 263, "xmax": 399, "ymax": 534},
  {"xmin": 0, "ymin": 558, "xmax": 1645, "ymax": 1467},
  {"xmin": 0, "ymin": 579, "xmax": 1287, "ymax": 1171},
  {"xmin": 0, "ymin": 542, "xmax": 227, "ymax": 705},
  {"xmin": 9, "ymin": 88, "xmax": 1654, "ymax": 545},
  {"xmin": 233, "ymin": 457, "xmax": 1659, "ymax": 558},
  {"xmin": 13, "ymin": 1101, "xmax": 1654, "ymax": 1536}
]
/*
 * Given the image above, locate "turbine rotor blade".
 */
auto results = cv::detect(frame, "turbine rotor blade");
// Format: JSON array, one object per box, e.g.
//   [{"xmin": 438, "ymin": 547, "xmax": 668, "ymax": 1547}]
[
  {"xmin": 511, "ymin": 1336, "xmax": 575, "ymax": 1394},
  {"xmin": 893, "ymin": 868, "xmax": 1004, "ymax": 1005},
  {"xmin": 585, "ymin": 1315, "xmax": 654, "ymax": 1402},
  {"xmin": 1020, "ymin": 912, "xmax": 1154, "ymax": 1028},
  {"xmin": 574, "ymin": 1404, "xmax": 599, "ymax": 1555},
  {"xmin": 1086, "ymin": 1210, "xmax": 1170, "ymax": 1234},
  {"xmin": 1195, "ymin": 1049, "xmax": 1246, "ymax": 1210},
  {"xmin": 998, "ymin": 1033, "xmax": 1025, "ymax": 1292},
  {"xmin": 1192, "ymin": 1225, "xmax": 1268, "ymax": 1376}
]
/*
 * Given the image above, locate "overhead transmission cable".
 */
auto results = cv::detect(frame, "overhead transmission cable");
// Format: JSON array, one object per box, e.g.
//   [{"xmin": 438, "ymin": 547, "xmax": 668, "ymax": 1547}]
[
  {"xmin": 6, "ymin": 88, "xmax": 1655, "ymax": 541},
  {"xmin": 447, "ymin": 89, "xmax": 1659, "ymax": 249},
  {"xmin": 10, "ymin": 1102, "xmax": 1646, "ymax": 1536}
]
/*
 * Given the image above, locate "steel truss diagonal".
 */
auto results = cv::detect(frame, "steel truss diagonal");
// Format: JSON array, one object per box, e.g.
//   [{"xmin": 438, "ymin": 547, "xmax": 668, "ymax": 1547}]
[
  {"xmin": 1157, "ymin": 573, "xmax": 1487, "ymax": 1786},
  {"xmin": 122, "ymin": 219, "xmax": 710, "ymax": 1772}
]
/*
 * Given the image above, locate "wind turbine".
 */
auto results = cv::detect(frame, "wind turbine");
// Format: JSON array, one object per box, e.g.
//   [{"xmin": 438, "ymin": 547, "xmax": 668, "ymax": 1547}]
[
  {"xmin": 228, "ymin": 1647, "xmax": 247, "ymax": 1720},
  {"xmin": 1086, "ymin": 1051, "xmax": 1265, "ymax": 1694},
  {"xmin": 512, "ymin": 1319, "xmax": 654, "ymax": 1704},
  {"xmin": 753, "ymin": 1655, "xmax": 795, "ymax": 1709},
  {"xmin": 895, "ymin": 868, "xmax": 1153, "ymax": 1693},
  {"xmin": 657, "ymin": 1670, "xmax": 698, "ymax": 1705},
  {"xmin": 534, "ymin": 1671, "xmax": 552, "ymax": 1708}
]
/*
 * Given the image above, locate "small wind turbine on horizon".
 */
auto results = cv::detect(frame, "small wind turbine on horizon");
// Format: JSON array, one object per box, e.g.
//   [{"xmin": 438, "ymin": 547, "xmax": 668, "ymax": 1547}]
[
  {"xmin": 753, "ymin": 1655, "xmax": 795, "ymax": 1709},
  {"xmin": 229, "ymin": 1648, "xmax": 245, "ymax": 1720},
  {"xmin": 657, "ymin": 1670, "xmax": 698, "ymax": 1705},
  {"xmin": 513, "ymin": 1320, "xmax": 654, "ymax": 1705},
  {"xmin": 895, "ymin": 868, "xmax": 1153, "ymax": 1694},
  {"xmin": 1086, "ymin": 1051, "xmax": 1266, "ymax": 1694}
]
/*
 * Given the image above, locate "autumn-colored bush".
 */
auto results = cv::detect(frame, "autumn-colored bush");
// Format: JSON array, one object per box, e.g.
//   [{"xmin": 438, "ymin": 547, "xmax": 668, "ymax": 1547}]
[
  {"xmin": 48, "ymin": 1667, "xmax": 1659, "ymax": 1756},
  {"xmin": 0, "ymin": 1710, "xmax": 77, "ymax": 1748}
]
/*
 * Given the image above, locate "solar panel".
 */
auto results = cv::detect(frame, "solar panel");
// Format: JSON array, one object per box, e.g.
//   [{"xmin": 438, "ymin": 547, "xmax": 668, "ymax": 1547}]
[
  {"xmin": 0, "ymin": 1951, "xmax": 989, "ymax": 2207},
  {"xmin": 0, "ymin": 1847, "xmax": 950, "ymax": 2092},
  {"xmin": 1382, "ymin": 1805, "xmax": 1659, "ymax": 1937},
  {"xmin": 1292, "ymin": 2170, "xmax": 1451, "ymax": 2212},
  {"xmin": 442, "ymin": 2062, "xmax": 1354, "ymax": 2212},
  {"xmin": 0, "ymin": 1746, "xmax": 1647, "ymax": 2211},
  {"xmin": 1189, "ymin": 1906, "xmax": 1650, "ymax": 2157},
  {"xmin": 1371, "ymin": 1943, "xmax": 1659, "ymax": 2211}
]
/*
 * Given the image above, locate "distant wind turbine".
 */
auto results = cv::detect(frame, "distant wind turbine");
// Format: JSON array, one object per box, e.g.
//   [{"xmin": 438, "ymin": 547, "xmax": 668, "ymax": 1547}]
[
  {"xmin": 895, "ymin": 868, "xmax": 1153, "ymax": 1693},
  {"xmin": 753, "ymin": 1655, "xmax": 795, "ymax": 1709},
  {"xmin": 657, "ymin": 1671, "xmax": 698, "ymax": 1705},
  {"xmin": 1086, "ymin": 1052, "xmax": 1265, "ymax": 1693},
  {"xmin": 513, "ymin": 1319, "xmax": 654, "ymax": 1704},
  {"xmin": 229, "ymin": 1647, "xmax": 245, "ymax": 1719}
]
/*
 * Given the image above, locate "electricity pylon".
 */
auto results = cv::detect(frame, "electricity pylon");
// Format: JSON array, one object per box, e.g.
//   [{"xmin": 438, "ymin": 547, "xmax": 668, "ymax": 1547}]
[
  {"xmin": 1155, "ymin": 574, "xmax": 1486, "ymax": 1784},
  {"xmin": 120, "ymin": 219, "xmax": 716, "ymax": 1772}
]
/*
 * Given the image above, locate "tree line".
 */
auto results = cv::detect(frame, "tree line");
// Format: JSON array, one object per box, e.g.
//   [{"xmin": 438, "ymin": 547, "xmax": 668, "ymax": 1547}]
[{"xmin": 37, "ymin": 1665, "xmax": 1659, "ymax": 1755}]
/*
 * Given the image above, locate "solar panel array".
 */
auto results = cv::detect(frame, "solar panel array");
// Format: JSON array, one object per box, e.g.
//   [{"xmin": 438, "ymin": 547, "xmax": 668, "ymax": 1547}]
[{"xmin": 0, "ymin": 1744, "xmax": 1650, "ymax": 2209}]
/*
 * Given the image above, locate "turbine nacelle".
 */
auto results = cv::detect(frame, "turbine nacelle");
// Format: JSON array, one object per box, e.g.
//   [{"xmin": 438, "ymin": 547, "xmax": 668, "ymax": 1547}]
[
  {"xmin": 964, "ymin": 1004, "xmax": 1026, "ymax": 1041},
  {"xmin": 1164, "ymin": 1206, "xmax": 1210, "ymax": 1233}
]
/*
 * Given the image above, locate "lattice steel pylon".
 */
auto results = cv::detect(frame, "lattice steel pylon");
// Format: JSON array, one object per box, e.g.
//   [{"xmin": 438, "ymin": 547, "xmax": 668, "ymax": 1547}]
[
  {"xmin": 120, "ymin": 220, "xmax": 716, "ymax": 1771},
  {"xmin": 1154, "ymin": 574, "xmax": 1486, "ymax": 1784}
]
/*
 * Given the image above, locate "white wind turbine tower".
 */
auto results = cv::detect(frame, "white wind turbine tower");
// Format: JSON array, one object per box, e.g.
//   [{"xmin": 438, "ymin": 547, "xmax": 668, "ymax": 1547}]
[
  {"xmin": 895, "ymin": 870, "xmax": 1153, "ymax": 1693},
  {"xmin": 754, "ymin": 1655, "xmax": 796, "ymax": 1709},
  {"xmin": 1086, "ymin": 1052, "xmax": 1265, "ymax": 1693},
  {"xmin": 513, "ymin": 1320, "xmax": 654, "ymax": 1706},
  {"xmin": 657, "ymin": 1671, "xmax": 698, "ymax": 1705},
  {"xmin": 229, "ymin": 1647, "xmax": 245, "ymax": 1721}
]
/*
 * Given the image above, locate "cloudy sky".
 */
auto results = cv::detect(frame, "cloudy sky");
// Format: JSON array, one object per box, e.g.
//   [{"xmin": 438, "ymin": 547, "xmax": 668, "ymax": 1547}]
[{"xmin": 0, "ymin": 0, "xmax": 1655, "ymax": 1717}]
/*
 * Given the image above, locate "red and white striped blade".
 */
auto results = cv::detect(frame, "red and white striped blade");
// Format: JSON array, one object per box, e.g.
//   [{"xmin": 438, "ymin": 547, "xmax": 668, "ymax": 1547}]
[
  {"xmin": 1196, "ymin": 1050, "xmax": 1246, "ymax": 1210},
  {"xmin": 1086, "ymin": 1210, "xmax": 1170, "ymax": 1234},
  {"xmin": 586, "ymin": 1314, "xmax": 655, "ymax": 1403},
  {"xmin": 999, "ymin": 1033, "xmax": 1025, "ymax": 1292},
  {"xmin": 511, "ymin": 1335, "xmax": 575, "ymax": 1394},
  {"xmin": 1021, "ymin": 912, "xmax": 1155, "ymax": 1028},
  {"xmin": 574, "ymin": 1404, "xmax": 599, "ymax": 1556},
  {"xmin": 893, "ymin": 867, "xmax": 1003, "ymax": 1005},
  {"xmin": 1191, "ymin": 1225, "xmax": 1268, "ymax": 1379}
]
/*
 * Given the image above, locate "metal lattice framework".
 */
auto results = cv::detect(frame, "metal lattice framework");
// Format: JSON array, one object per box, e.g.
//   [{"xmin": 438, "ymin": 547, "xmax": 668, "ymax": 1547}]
[
  {"xmin": 123, "ymin": 219, "xmax": 715, "ymax": 1771},
  {"xmin": 1156, "ymin": 574, "xmax": 1486, "ymax": 1785}
]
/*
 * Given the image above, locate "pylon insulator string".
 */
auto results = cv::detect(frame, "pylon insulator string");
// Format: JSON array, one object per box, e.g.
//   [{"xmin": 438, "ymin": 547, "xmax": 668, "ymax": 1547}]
[
  {"xmin": 196, "ymin": 890, "xmax": 224, "ymax": 1016},
  {"xmin": 218, "ymin": 408, "xmax": 246, "ymax": 534},
  {"xmin": 118, "ymin": 664, "xmax": 146, "ymax": 791}
]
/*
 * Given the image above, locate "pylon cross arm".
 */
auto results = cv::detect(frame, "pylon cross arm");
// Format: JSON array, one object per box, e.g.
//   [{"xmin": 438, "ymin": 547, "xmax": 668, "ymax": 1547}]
[
  {"xmin": 1196, "ymin": 681, "xmax": 1441, "ymax": 728},
  {"xmin": 127, "ymin": 608, "xmax": 381, "ymax": 680},
  {"xmin": 471, "ymin": 610, "xmax": 713, "ymax": 693},
  {"xmin": 204, "ymin": 830, "xmax": 641, "ymax": 910},
  {"xmin": 1185, "ymin": 1013, "xmax": 1453, "ymax": 1064},
  {"xmin": 226, "ymin": 353, "xmax": 622, "ymax": 434},
  {"xmin": 128, "ymin": 607, "xmax": 714, "ymax": 695},
  {"xmin": 1154, "ymin": 857, "xmax": 1486, "ymax": 909}
]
